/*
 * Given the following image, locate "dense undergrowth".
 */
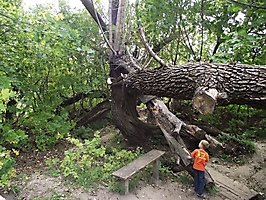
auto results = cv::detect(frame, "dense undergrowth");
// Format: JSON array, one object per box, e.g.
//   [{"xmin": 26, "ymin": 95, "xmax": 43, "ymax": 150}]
[{"xmin": 199, "ymin": 104, "xmax": 266, "ymax": 154}]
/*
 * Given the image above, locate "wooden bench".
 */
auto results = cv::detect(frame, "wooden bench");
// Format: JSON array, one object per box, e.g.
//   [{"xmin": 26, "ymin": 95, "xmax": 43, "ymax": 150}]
[{"xmin": 112, "ymin": 149, "xmax": 165, "ymax": 195}]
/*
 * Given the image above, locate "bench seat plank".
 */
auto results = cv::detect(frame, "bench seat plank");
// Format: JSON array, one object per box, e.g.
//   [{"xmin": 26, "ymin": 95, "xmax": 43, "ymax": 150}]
[{"xmin": 112, "ymin": 149, "xmax": 165, "ymax": 180}]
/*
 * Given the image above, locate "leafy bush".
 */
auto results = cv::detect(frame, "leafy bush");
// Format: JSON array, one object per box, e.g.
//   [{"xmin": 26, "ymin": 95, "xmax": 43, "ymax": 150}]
[
  {"xmin": 0, "ymin": 124, "xmax": 28, "ymax": 149},
  {"xmin": 200, "ymin": 105, "xmax": 265, "ymax": 154},
  {"xmin": 23, "ymin": 109, "xmax": 75, "ymax": 151},
  {"xmin": 0, "ymin": 146, "xmax": 16, "ymax": 188},
  {"xmin": 59, "ymin": 131, "xmax": 143, "ymax": 188},
  {"xmin": 217, "ymin": 134, "xmax": 256, "ymax": 154}
]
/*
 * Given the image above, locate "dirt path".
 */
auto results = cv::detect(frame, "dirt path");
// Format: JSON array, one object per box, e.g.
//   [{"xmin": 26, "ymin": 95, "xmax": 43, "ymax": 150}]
[
  {"xmin": 2, "ymin": 173, "xmax": 224, "ymax": 200},
  {"xmin": 1, "ymin": 139, "xmax": 265, "ymax": 200},
  {"xmin": 1, "ymin": 164, "xmax": 260, "ymax": 200}
]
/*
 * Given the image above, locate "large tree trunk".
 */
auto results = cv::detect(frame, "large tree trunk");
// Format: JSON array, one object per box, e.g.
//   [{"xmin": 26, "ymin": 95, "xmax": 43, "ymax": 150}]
[
  {"xmin": 109, "ymin": 57, "xmax": 162, "ymax": 147},
  {"xmin": 125, "ymin": 62, "xmax": 266, "ymax": 113}
]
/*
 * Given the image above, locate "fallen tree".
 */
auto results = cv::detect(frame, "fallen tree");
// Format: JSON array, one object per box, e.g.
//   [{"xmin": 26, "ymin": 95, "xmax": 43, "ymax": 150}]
[{"xmin": 79, "ymin": 0, "xmax": 266, "ymax": 188}]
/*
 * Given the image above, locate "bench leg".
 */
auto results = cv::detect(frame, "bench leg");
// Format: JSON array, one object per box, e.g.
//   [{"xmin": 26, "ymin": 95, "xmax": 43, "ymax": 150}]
[
  {"xmin": 152, "ymin": 159, "xmax": 159, "ymax": 184},
  {"xmin": 122, "ymin": 179, "xmax": 129, "ymax": 195}
]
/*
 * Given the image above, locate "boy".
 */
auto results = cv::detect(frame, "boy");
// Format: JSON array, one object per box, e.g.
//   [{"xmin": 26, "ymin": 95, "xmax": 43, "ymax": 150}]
[{"xmin": 189, "ymin": 140, "xmax": 210, "ymax": 198}]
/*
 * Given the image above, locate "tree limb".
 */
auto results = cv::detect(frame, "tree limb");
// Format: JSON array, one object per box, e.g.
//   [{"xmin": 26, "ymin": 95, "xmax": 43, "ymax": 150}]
[
  {"xmin": 138, "ymin": 26, "xmax": 170, "ymax": 67},
  {"xmin": 80, "ymin": 0, "xmax": 108, "ymax": 32},
  {"xmin": 228, "ymin": 0, "xmax": 266, "ymax": 9}
]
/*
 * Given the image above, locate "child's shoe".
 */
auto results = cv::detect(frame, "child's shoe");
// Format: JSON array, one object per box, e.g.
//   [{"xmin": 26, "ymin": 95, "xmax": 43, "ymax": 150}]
[{"xmin": 197, "ymin": 193, "xmax": 207, "ymax": 199}]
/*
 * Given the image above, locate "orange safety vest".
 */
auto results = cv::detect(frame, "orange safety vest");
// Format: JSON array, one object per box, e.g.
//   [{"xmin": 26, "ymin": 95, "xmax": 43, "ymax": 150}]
[{"xmin": 191, "ymin": 149, "xmax": 209, "ymax": 171}]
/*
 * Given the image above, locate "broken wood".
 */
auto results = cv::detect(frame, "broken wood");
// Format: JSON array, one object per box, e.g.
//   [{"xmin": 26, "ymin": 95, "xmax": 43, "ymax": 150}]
[
  {"xmin": 75, "ymin": 100, "xmax": 111, "ymax": 127},
  {"xmin": 146, "ymin": 98, "xmax": 215, "ymax": 187}
]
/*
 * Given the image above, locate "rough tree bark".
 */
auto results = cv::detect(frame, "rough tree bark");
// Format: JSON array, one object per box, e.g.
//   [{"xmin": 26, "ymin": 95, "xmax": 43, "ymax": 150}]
[{"xmin": 125, "ymin": 63, "xmax": 266, "ymax": 113}]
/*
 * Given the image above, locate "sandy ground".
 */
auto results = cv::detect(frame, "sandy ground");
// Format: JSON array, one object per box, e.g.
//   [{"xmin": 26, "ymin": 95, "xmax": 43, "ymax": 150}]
[{"xmin": 2, "ymin": 174, "xmax": 224, "ymax": 200}]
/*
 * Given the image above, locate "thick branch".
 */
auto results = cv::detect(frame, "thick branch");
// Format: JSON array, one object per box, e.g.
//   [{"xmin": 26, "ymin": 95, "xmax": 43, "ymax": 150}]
[
  {"xmin": 59, "ymin": 91, "xmax": 108, "ymax": 108},
  {"xmin": 125, "ymin": 62, "xmax": 266, "ymax": 110},
  {"xmin": 146, "ymin": 98, "xmax": 215, "ymax": 186},
  {"xmin": 80, "ymin": 0, "xmax": 107, "ymax": 32},
  {"xmin": 75, "ymin": 100, "xmax": 111, "ymax": 127}
]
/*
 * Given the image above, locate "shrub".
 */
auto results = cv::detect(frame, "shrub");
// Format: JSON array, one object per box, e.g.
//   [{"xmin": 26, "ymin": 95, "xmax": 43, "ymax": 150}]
[
  {"xmin": 59, "ymin": 131, "xmax": 143, "ymax": 188},
  {"xmin": 0, "ymin": 146, "xmax": 16, "ymax": 188}
]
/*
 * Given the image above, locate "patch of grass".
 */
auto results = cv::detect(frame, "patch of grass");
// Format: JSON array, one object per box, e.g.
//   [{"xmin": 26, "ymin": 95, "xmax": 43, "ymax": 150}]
[
  {"xmin": 175, "ymin": 172, "xmax": 193, "ymax": 185},
  {"xmin": 31, "ymin": 190, "xmax": 66, "ymax": 200},
  {"xmin": 207, "ymin": 184, "xmax": 219, "ymax": 196},
  {"xmin": 75, "ymin": 166, "xmax": 104, "ymax": 188},
  {"xmin": 45, "ymin": 158, "xmax": 61, "ymax": 177},
  {"xmin": 10, "ymin": 184, "xmax": 21, "ymax": 194},
  {"xmin": 109, "ymin": 179, "xmax": 125, "ymax": 194},
  {"xmin": 59, "ymin": 133, "xmax": 145, "ymax": 191},
  {"xmin": 159, "ymin": 164, "xmax": 174, "ymax": 180},
  {"xmin": 220, "ymin": 154, "xmax": 229, "ymax": 161},
  {"xmin": 217, "ymin": 134, "xmax": 256, "ymax": 154}
]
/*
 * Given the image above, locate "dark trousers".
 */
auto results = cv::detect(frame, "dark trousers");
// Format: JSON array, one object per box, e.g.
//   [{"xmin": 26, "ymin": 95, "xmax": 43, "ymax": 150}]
[{"xmin": 194, "ymin": 169, "xmax": 205, "ymax": 195}]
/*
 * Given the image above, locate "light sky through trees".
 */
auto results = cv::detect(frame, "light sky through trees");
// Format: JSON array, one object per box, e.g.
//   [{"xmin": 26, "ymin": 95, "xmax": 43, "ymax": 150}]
[{"xmin": 22, "ymin": 0, "xmax": 84, "ymax": 10}]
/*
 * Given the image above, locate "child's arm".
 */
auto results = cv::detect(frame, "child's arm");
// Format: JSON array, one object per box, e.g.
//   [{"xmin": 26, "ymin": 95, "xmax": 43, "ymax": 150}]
[{"xmin": 188, "ymin": 149, "xmax": 197, "ymax": 159}]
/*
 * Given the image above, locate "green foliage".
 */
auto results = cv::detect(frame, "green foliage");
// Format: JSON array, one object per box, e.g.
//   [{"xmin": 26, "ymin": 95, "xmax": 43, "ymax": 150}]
[
  {"xmin": 88, "ymin": 120, "xmax": 109, "ymax": 132},
  {"xmin": 0, "ymin": 124, "xmax": 28, "ymax": 148},
  {"xmin": 0, "ymin": 0, "xmax": 109, "ymax": 152},
  {"xmin": 200, "ymin": 105, "xmax": 265, "ymax": 141},
  {"xmin": 0, "ymin": 0, "xmax": 109, "ymax": 188},
  {"xmin": 24, "ymin": 110, "xmax": 75, "ymax": 151},
  {"xmin": 0, "ymin": 146, "xmax": 16, "ymax": 188},
  {"xmin": 158, "ymin": 164, "xmax": 173, "ymax": 180},
  {"xmin": 198, "ymin": 104, "xmax": 266, "ymax": 155},
  {"xmin": 135, "ymin": 0, "xmax": 265, "ymax": 65},
  {"xmin": 174, "ymin": 171, "xmax": 193, "ymax": 185},
  {"xmin": 207, "ymin": 184, "xmax": 219, "ymax": 196},
  {"xmin": 0, "ymin": 73, "xmax": 28, "ymax": 148},
  {"xmin": 10, "ymin": 184, "xmax": 21, "ymax": 194},
  {"xmin": 59, "ymin": 131, "xmax": 143, "ymax": 188},
  {"xmin": 108, "ymin": 179, "xmax": 125, "ymax": 194},
  {"xmin": 217, "ymin": 134, "xmax": 256, "ymax": 154},
  {"xmin": 45, "ymin": 158, "xmax": 61, "ymax": 177},
  {"xmin": 72, "ymin": 126, "xmax": 94, "ymax": 140}
]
